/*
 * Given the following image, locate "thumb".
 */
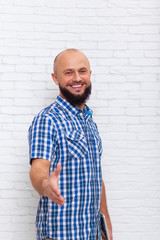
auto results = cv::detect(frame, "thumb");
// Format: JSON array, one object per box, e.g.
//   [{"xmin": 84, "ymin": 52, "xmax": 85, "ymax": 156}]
[{"xmin": 53, "ymin": 163, "xmax": 61, "ymax": 178}]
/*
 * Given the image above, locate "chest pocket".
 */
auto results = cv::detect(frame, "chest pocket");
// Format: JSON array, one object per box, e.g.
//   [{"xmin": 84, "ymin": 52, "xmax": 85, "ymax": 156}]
[
  {"xmin": 90, "ymin": 124, "xmax": 103, "ymax": 158},
  {"xmin": 65, "ymin": 130, "xmax": 88, "ymax": 159},
  {"xmin": 94, "ymin": 131, "xmax": 103, "ymax": 158}
]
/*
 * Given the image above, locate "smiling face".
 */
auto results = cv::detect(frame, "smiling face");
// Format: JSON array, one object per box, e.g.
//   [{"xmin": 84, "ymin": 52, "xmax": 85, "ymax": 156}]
[{"xmin": 52, "ymin": 49, "xmax": 92, "ymax": 109}]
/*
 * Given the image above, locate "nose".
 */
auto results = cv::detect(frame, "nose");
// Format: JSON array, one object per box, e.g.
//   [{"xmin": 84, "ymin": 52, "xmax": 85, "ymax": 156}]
[{"xmin": 73, "ymin": 71, "xmax": 81, "ymax": 81}]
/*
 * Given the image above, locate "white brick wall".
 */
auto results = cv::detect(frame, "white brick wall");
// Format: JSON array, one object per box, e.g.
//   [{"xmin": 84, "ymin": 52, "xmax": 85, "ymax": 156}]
[{"xmin": 0, "ymin": 0, "xmax": 160, "ymax": 239}]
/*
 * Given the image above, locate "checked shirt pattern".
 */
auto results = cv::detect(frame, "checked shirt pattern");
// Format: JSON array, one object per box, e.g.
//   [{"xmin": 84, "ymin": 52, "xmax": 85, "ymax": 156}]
[{"xmin": 28, "ymin": 96, "xmax": 103, "ymax": 240}]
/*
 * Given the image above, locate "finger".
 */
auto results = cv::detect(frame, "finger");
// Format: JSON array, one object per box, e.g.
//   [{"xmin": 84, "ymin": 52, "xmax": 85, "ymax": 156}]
[
  {"xmin": 48, "ymin": 177, "xmax": 61, "ymax": 197},
  {"xmin": 53, "ymin": 184, "xmax": 61, "ymax": 197},
  {"xmin": 56, "ymin": 196, "xmax": 64, "ymax": 206},
  {"xmin": 50, "ymin": 193, "xmax": 64, "ymax": 206}
]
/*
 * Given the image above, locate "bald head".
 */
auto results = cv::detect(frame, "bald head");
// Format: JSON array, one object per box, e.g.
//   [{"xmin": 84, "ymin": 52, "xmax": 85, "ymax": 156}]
[{"xmin": 53, "ymin": 49, "xmax": 90, "ymax": 75}]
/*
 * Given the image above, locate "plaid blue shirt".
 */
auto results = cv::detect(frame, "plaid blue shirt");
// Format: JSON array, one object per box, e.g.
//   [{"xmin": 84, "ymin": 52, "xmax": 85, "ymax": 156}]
[{"xmin": 28, "ymin": 96, "xmax": 103, "ymax": 240}]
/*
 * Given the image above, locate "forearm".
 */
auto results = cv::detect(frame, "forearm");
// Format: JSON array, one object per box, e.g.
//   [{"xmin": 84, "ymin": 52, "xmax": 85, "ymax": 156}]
[
  {"xmin": 29, "ymin": 159, "xmax": 50, "ymax": 196},
  {"xmin": 100, "ymin": 180, "xmax": 112, "ymax": 237}
]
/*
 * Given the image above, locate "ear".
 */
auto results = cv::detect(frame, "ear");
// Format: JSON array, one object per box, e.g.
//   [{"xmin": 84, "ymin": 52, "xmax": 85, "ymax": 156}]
[{"xmin": 51, "ymin": 73, "xmax": 59, "ymax": 85}]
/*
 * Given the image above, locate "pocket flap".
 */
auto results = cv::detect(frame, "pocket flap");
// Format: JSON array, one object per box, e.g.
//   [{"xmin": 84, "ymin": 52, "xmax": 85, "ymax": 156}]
[{"xmin": 66, "ymin": 130, "xmax": 85, "ymax": 142}]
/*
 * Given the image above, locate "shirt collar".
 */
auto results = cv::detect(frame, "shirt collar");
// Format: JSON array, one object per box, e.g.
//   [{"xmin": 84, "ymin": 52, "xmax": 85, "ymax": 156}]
[{"xmin": 56, "ymin": 96, "xmax": 93, "ymax": 119}]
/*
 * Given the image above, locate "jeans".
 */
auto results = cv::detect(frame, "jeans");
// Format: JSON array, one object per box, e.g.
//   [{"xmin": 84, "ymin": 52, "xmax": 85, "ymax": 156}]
[{"xmin": 43, "ymin": 239, "xmax": 56, "ymax": 240}]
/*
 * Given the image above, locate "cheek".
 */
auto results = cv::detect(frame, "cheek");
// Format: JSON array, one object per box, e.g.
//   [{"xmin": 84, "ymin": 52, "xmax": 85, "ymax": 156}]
[
  {"xmin": 59, "ymin": 78, "xmax": 70, "ymax": 87},
  {"xmin": 84, "ymin": 76, "xmax": 91, "ymax": 84}
]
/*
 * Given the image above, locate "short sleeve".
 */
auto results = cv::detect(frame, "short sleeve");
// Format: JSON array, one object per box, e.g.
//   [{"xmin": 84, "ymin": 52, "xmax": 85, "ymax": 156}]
[{"xmin": 28, "ymin": 114, "xmax": 57, "ymax": 164}]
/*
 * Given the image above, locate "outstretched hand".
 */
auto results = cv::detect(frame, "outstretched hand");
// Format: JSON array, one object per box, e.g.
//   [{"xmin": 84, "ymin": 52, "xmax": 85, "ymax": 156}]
[{"xmin": 45, "ymin": 163, "xmax": 64, "ymax": 206}]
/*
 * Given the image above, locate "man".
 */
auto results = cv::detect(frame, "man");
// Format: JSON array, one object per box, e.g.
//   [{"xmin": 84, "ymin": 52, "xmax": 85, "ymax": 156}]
[{"xmin": 28, "ymin": 49, "xmax": 113, "ymax": 240}]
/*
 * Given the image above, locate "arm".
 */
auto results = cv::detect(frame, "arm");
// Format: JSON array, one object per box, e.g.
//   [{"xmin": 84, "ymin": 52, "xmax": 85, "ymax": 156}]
[
  {"xmin": 30, "ymin": 158, "xmax": 64, "ymax": 206},
  {"xmin": 100, "ymin": 179, "xmax": 113, "ymax": 240}
]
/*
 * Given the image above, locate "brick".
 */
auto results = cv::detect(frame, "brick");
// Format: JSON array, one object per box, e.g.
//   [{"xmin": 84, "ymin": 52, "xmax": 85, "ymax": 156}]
[
  {"xmin": 114, "ymin": 50, "xmax": 144, "ymax": 58},
  {"xmin": 126, "ymin": 108, "xmax": 157, "ymax": 116},
  {"xmin": 67, "ymin": 8, "xmax": 95, "ymax": 17},
  {"xmin": 97, "ymin": 90, "xmax": 128, "ymax": 99},
  {"xmin": 93, "ymin": 66, "xmax": 109, "ymax": 74},
  {"xmin": 95, "ymin": 107, "xmax": 125, "ymax": 116},
  {"xmin": 0, "ymin": 46, "xmax": 19, "ymax": 55},
  {"xmin": 77, "ymin": 0, "xmax": 107, "ymax": 8},
  {"xmin": 3, "ymin": 22, "xmax": 34, "ymax": 32},
  {"xmin": 66, "ymin": 25, "xmax": 98, "ymax": 33},
  {"xmin": 140, "ymin": 1, "xmax": 160, "ymax": 8},
  {"xmin": 142, "ymin": 66, "xmax": 160, "ymax": 74},
  {"xmin": 1, "ymin": 90, "xmax": 33, "ymax": 98},
  {"xmin": 141, "ymin": 82, "xmax": 160, "ymax": 90},
  {"xmin": 112, "ymin": 34, "xmax": 142, "ymax": 42},
  {"xmin": 34, "ymin": 7, "xmax": 65, "ymax": 16},
  {"xmin": 140, "ymin": 116, "xmax": 160, "ymax": 124},
  {"xmin": 128, "ymin": 42, "xmax": 159, "ymax": 50},
  {"xmin": 3, "ymin": 56, "xmax": 34, "ymax": 64},
  {"xmin": 0, "ymin": 65, "xmax": 15, "ymax": 72},
  {"xmin": 108, "ymin": 0, "xmax": 139, "ymax": 8},
  {"xmin": 15, "ymin": 81, "xmax": 46, "ymax": 90},
  {"xmin": 129, "ymin": 26, "xmax": 159, "ymax": 34},
  {"xmin": 20, "ymin": 48, "xmax": 50, "ymax": 57},
  {"xmin": 97, "ymin": 58, "xmax": 128, "ymax": 66},
  {"xmin": 98, "ymin": 41, "xmax": 127, "ymax": 50},
  {"xmin": 128, "ymin": 124, "xmax": 159, "ymax": 133},
  {"xmin": 0, "ymin": 82, "xmax": 14, "ymax": 89},
  {"xmin": 96, "ymin": 8, "xmax": 127, "ymax": 17},
  {"xmin": 145, "ymin": 50, "xmax": 160, "ymax": 57},
  {"xmin": 46, "ymin": 0, "xmax": 76, "ymax": 8},
  {"xmin": 1, "ymin": 73, "xmax": 31, "ymax": 81},
  {"xmin": 16, "ymin": 64, "xmax": 46, "ymax": 73},
  {"xmin": 66, "ymin": 41, "xmax": 97, "ymax": 50},
  {"xmin": 35, "ymin": 24, "xmax": 66, "ymax": 33},
  {"xmin": 111, "ymin": 66, "xmax": 141, "ymax": 74},
  {"xmin": 141, "ymin": 99, "xmax": 160, "ymax": 107},
  {"xmin": 109, "ymin": 99, "xmax": 139, "ymax": 107},
  {"xmin": 92, "ymin": 82, "xmax": 109, "ymax": 91},
  {"xmin": 95, "ymin": 74, "xmax": 125, "ymax": 83},
  {"xmin": 142, "ymin": 16, "xmax": 160, "ymax": 24},
  {"xmin": 14, "ymin": 0, "xmax": 45, "ymax": 7},
  {"xmin": 128, "ymin": 8, "xmax": 159, "ymax": 16},
  {"xmin": 49, "ymin": 33, "xmax": 79, "ymax": 41},
  {"xmin": 130, "ymin": 58, "xmax": 159, "ymax": 66},
  {"xmin": 129, "ymin": 91, "xmax": 159, "ymax": 99},
  {"xmin": 3, "ymin": 5, "xmax": 33, "ymax": 14},
  {"xmin": 14, "ymin": 98, "xmax": 45, "ymax": 107},
  {"xmin": 81, "ymin": 33, "xmax": 111, "ymax": 41},
  {"xmin": 109, "ymin": 83, "xmax": 140, "ymax": 91},
  {"xmin": 127, "ymin": 74, "xmax": 157, "ymax": 82},
  {"xmin": 109, "ymin": 17, "xmax": 142, "ymax": 25},
  {"xmin": 110, "ymin": 116, "xmax": 140, "ymax": 124},
  {"xmin": 1, "ymin": 106, "xmax": 32, "ymax": 115},
  {"xmin": 31, "ymin": 73, "xmax": 49, "ymax": 81},
  {"xmin": 98, "ymin": 25, "xmax": 128, "ymax": 33}
]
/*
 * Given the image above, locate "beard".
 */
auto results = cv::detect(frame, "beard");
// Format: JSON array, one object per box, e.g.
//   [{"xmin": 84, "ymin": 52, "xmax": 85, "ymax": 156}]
[{"xmin": 59, "ymin": 83, "xmax": 91, "ymax": 107}]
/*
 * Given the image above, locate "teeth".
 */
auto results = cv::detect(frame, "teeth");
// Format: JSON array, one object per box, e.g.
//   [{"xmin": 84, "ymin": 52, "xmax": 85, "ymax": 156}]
[{"xmin": 72, "ymin": 85, "xmax": 82, "ymax": 88}]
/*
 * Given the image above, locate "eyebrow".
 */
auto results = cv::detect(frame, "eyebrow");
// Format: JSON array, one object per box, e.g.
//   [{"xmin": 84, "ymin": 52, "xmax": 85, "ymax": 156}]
[
  {"xmin": 63, "ymin": 67, "xmax": 88, "ymax": 72},
  {"xmin": 63, "ymin": 69, "xmax": 73, "ymax": 72}
]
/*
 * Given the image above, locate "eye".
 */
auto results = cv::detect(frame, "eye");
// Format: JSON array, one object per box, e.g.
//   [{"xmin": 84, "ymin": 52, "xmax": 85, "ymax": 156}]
[
  {"xmin": 65, "ymin": 71, "xmax": 72, "ymax": 75},
  {"xmin": 80, "ymin": 69, "xmax": 87, "ymax": 73}
]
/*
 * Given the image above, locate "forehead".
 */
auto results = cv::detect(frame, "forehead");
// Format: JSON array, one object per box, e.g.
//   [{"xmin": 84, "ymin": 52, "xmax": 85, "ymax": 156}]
[{"xmin": 55, "ymin": 51, "xmax": 90, "ymax": 72}]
